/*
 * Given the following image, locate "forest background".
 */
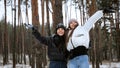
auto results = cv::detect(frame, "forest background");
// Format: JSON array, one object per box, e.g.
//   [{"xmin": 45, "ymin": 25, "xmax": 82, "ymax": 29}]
[{"xmin": 0, "ymin": 0, "xmax": 120, "ymax": 68}]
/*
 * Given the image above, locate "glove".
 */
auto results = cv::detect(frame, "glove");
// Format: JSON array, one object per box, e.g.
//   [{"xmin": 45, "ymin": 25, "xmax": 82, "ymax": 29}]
[
  {"xmin": 24, "ymin": 23, "xmax": 34, "ymax": 29},
  {"xmin": 103, "ymin": 7, "xmax": 115, "ymax": 13},
  {"xmin": 103, "ymin": 9, "xmax": 115, "ymax": 13},
  {"xmin": 24, "ymin": 23, "xmax": 38, "ymax": 32}
]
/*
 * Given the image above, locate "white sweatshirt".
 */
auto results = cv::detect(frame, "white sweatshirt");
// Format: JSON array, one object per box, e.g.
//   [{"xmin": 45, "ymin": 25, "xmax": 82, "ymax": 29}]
[{"xmin": 67, "ymin": 10, "xmax": 103, "ymax": 51}]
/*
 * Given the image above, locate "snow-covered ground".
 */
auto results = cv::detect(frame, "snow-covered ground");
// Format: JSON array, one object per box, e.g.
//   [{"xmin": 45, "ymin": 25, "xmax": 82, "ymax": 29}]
[
  {"xmin": 0, "ymin": 62, "xmax": 120, "ymax": 68},
  {"xmin": 89, "ymin": 62, "xmax": 120, "ymax": 68},
  {"xmin": 0, "ymin": 64, "xmax": 31, "ymax": 68},
  {"xmin": 0, "ymin": 55, "xmax": 120, "ymax": 68}
]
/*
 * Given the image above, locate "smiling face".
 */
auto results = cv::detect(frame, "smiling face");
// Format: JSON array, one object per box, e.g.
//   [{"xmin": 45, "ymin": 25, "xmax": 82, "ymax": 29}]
[
  {"xmin": 57, "ymin": 28, "xmax": 65, "ymax": 36},
  {"xmin": 69, "ymin": 21, "xmax": 78, "ymax": 29}
]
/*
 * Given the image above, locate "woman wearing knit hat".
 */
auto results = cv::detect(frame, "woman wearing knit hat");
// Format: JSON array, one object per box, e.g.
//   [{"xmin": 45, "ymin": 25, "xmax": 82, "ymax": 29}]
[
  {"xmin": 66, "ymin": 10, "xmax": 104, "ymax": 68},
  {"xmin": 25, "ymin": 23, "xmax": 68, "ymax": 68}
]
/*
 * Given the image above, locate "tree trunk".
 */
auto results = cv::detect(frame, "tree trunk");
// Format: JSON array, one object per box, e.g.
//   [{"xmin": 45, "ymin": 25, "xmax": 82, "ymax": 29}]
[
  {"xmin": 115, "ymin": 0, "xmax": 120, "ymax": 61},
  {"xmin": 0, "ymin": 23, "xmax": 2, "ymax": 54},
  {"xmin": 46, "ymin": 0, "xmax": 51, "ymax": 36},
  {"xmin": 3, "ymin": 0, "xmax": 8, "ymax": 65},
  {"xmin": 95, "ymin": 23, "xmax": 100, "ymax": 68},
  {"xmin": 41, "ymin": 0, "xmax": 47, "ymax": 67},
  {"xmin": 88, "ymin": 0, "xmax": 98, "ymax": 68},
  {"xmin": 31, "ymin": 0, "xmax": 40, "ymax": 26},
  {"xmin": 13, "ymin": 0, "xmax": 17, "ymax": 67},
  {"xmin": 51, "ymin": 0, "xmax": 63, "ymax": 33},
  {"xmin": 31, "ymin": 0, "xmax": 41, "ymax": 68}
]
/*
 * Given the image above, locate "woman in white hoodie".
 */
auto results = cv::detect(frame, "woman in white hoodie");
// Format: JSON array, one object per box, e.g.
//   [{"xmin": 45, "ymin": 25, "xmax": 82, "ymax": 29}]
[{"xmin": 66, "ymin": 10, "xmax": 103, "ymax": 68}]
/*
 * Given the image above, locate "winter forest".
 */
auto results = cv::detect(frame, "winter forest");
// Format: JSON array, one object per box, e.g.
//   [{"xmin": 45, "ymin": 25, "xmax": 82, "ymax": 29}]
[{"xmin": 0, "ymin": 0, "xmax": 120, "ymax": 68}]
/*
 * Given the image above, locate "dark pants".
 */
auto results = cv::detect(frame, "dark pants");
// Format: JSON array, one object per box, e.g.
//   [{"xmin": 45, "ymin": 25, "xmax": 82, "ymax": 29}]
[{"xmin": 49, "ymin": 61, "xmax": 67, "ymax": 68}]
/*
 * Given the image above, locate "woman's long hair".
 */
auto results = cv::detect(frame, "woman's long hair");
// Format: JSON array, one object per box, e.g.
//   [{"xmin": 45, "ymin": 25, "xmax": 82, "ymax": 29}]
[{"xmin": 66, "ymin": 19, "xmax": 79, "ymax": 46}]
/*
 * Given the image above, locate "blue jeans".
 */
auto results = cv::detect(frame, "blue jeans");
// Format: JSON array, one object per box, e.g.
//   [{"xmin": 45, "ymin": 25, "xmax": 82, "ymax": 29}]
[
  {"xmin": 49, "ymin": 61, "xmax": 67, "ymax": 68},
  {"xmin": 67, "ymin": 55, "xmax": 89, "ymax": 68}
]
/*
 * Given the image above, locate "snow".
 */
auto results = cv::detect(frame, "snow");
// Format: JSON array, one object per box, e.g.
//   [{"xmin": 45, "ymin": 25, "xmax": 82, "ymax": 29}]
[
  {"xmin": 0, "ymin": 62, "xmax": 120, "ymax": 68},
  {"xmin": 0, "ymin": 64, "xmax": 31, "ymax": 68},
  {"xmin": 89, "ymin": 62, "xmax": 120, "ymax": 68}
]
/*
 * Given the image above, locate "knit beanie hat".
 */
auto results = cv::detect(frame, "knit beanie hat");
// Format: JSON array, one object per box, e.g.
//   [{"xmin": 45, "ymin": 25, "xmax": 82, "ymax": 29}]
[{"xmin": 55, "ymin": 23, "xmax": 66, "ymax": 34}]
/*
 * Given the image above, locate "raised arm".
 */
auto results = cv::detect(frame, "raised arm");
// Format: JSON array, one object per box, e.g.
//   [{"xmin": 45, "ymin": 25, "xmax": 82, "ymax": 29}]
[
  {"xmin": 84, "ymin": 10, "xmax": 103, "ymax": 31},
  {"xmin": 32, "ymin": 29, "xmax": 52, "ymax": 46},
  {"xmin": 24, "ymin": 23, "xmax": 52, "ymax": 46}
]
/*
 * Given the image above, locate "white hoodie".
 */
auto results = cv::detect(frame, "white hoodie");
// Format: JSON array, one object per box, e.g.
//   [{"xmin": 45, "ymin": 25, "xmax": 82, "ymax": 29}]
[{"xmin": 67, "ymin": 10, "xmax": 103, "ymax": 51}]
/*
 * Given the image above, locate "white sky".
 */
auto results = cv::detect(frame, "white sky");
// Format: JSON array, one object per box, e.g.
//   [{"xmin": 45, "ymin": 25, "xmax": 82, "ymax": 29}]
[
  {"xmin": 0, "ymin": 0, "xmax": 11, "ymax": 22},
  {"xmin": 0, "ymin": 0, "xmax": 117, "ymax": 31},
  {"xmin": 0, "ymin": 0, "xmax": 82, "ymax": 26}
]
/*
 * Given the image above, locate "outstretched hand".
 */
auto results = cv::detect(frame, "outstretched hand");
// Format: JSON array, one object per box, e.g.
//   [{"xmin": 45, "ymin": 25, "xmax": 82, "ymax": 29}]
[
  {"xmin": 102, "ymin": 6, "xmax": 115, "ymax": 13},
  {"xmin": 103, "ymin": 8, "xmax": 115, "ymax": 13},
  {"xmin": 24, "ymin": 23, "xmax": 38, "ymax": 32},
  {"xmin": 24, "ymin": 23, "xmax": 33, "ymax": 29}
]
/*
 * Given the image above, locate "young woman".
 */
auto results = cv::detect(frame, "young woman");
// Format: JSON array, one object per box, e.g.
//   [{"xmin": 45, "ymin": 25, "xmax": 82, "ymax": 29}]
[
  {"xmin": 66, "ymin": 10, "xmax": 104, "ymax": 68},
  {"xmin": 26, "ymin": 23, "xmax": 68, "ymax": 68}
]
